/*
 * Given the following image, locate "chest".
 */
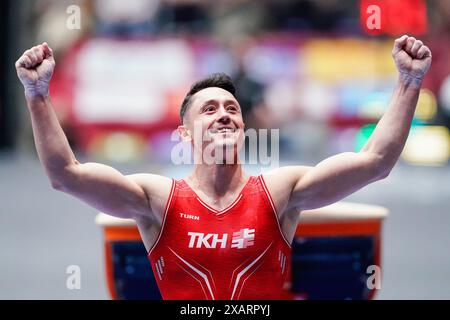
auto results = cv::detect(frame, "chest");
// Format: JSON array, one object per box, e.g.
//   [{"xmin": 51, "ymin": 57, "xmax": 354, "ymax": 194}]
[{"xmin": 163, "ymin": 195, "xmax": 276, "ymax": 251}]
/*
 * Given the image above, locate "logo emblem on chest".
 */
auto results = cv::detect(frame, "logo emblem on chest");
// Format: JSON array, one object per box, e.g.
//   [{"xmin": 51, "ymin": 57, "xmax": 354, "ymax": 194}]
[{"xmin": 187, "ymin": 228, "xmax": 255, "ymax": 249}]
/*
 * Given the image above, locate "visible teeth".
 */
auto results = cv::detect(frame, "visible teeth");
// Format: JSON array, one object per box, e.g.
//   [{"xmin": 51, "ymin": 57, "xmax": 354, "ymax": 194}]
[{"xmin": 211, "ymin": 128, "xmax": 236, "ymax": 133}]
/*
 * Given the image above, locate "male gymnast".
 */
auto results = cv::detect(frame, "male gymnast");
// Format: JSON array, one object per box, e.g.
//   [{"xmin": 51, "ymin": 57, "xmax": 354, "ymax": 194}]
[{"xmin": 15, "ymin": 35, "xmax": 431, "ymax": 299}]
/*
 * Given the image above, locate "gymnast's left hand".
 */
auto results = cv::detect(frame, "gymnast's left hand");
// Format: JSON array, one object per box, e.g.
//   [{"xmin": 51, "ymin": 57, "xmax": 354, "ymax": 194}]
[{"xmin": 392, "ymin": 35, "xmax": 432, "ymax": 84}]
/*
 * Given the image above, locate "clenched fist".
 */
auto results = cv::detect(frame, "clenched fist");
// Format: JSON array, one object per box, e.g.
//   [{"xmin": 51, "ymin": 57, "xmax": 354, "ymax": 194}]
[
  {"xmin": 392, "ymin": 35, "xmax": 432, "ymax": 85},
  {"xmin": 15, "ymin": 42, "xmax": 55, "ymax": 99}
]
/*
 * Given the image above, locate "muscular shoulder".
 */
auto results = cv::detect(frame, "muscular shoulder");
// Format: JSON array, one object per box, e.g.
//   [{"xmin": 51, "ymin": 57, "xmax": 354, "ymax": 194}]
[
  {"xmin": 261, "ymin": 166, "xmax": 312, "ymax": 214},
  {"xmin": 262, "ymin": 166, "xmax": 311, "ymax": 191},
  {"xmin": 126, "ymin": 173, "xmax": 173, "ymax": 221}
]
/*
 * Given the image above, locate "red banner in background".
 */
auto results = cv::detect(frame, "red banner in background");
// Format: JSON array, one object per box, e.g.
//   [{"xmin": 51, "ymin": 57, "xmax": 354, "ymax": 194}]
[{"xmin": 360, "ymin": 0, "xmax": 427, "ymax": 36}]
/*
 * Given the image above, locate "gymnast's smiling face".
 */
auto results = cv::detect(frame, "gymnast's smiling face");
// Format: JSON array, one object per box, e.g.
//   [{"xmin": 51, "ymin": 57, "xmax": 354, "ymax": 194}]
[{"xmin": 178, "ymin": 87, "xmax": 246, "ymax": 163}]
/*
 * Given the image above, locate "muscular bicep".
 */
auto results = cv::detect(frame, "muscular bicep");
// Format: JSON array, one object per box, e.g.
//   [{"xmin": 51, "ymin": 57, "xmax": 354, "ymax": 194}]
[
  {"xmin": 289, "ymin": 152, "xmax": 386, "ymax": 211},
  {"xmin": 54, "ymin": 162, "xmax": 151, "ymax": 219}
]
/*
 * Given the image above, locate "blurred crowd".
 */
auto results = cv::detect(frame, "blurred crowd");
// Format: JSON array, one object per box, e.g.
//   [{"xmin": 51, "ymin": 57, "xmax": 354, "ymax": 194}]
[
  {"xmin": 11, "ymin": 0, "xmax": 450, "ymax": 165},
  {"xmin": 31, "ymin": 0, "xmax": 358, "ymax": 43}
]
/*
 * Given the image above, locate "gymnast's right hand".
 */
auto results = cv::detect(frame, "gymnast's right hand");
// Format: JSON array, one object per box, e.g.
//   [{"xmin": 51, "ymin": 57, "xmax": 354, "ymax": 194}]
[{"xmin": 15, "ymin": 42, "xmax": 55, "ymax": 100}]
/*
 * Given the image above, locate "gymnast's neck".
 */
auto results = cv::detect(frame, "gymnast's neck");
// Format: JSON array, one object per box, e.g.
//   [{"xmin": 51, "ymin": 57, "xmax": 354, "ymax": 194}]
[{"xmin": 187, "ymin": 161, "xmax": 248, "ymax": 197}]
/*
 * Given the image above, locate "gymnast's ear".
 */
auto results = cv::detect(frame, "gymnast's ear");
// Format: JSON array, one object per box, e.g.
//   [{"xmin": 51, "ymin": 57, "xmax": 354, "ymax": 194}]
[{"xmin": 177, "ymin": 125, "xmax": 192, "ymax": 142}]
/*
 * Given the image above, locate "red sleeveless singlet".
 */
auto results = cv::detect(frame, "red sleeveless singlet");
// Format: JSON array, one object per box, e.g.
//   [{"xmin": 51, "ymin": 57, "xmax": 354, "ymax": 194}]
[{"xmin": 148, "ymin": 175, "xmax": 291, "ymax": 300}]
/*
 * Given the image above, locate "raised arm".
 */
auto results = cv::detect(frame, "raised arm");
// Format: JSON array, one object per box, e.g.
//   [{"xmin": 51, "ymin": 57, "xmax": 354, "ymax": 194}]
[
  {"xmin": 268, "ymin": 35, "xmax": 432, "ymax": 213},
  {"xmin": 15, "ymin": 43, "xmax": 162, "ymax": 220}
]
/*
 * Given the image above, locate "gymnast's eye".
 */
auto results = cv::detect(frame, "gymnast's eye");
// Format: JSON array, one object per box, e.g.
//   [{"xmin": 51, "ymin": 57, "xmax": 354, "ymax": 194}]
[
  {"xmin": 227, "ymin": 105, "xmax": 238, "ymax": 112},
  {"xmin": 203, "ymin": 105, "xmax": 216, "ymax": 113}
]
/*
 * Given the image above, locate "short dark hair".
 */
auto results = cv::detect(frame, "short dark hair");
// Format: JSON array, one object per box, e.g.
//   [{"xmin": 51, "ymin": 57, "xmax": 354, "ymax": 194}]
[{"xmin": 180, "ymin": 73, "xmax": 236, "ymax": 122}]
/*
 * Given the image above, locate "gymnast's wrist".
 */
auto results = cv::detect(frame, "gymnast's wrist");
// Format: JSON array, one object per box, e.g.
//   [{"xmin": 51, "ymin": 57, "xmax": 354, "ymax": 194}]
[
  {"xmin": 25, "ymin": 90, "xmax": 50, "ymax": 105},
  {"xmin": 398, "ymin": 72, "xmax": 423, "ymax": 89},
  {"xmin": 24, "ymin": 84, "xmax": 50, "ymax": 102}
]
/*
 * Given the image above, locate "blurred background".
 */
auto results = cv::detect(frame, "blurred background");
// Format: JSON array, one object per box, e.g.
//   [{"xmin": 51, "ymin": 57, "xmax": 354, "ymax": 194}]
[{"xmin": 1, "ymin": 0, "xmax": 450, "ymax": 299}]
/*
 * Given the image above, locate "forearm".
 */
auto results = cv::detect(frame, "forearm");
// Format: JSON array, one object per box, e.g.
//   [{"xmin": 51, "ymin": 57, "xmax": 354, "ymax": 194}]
[
  {"xmin": 27, "ymin": 94, "xmax": 78, "ymax": 183},
  {"xmin": 361, "ymin": 74, "xmax": 421, "ymax": 171}
]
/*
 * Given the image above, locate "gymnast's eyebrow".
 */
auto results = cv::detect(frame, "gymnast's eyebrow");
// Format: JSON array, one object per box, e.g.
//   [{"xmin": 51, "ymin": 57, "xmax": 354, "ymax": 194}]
[{"xmin": 200, "ymin": 99, "xmax": 240, "ymax": 110}]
